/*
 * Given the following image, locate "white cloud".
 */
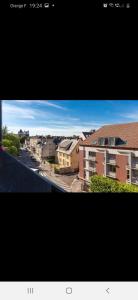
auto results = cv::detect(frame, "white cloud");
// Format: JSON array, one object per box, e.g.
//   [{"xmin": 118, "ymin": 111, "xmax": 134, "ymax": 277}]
[
  {"xmin": 7, "ymin": 124, "xmax": 99, "ymax": 137},
  {"xmin": 2, "ymin": 102, "xmax": 57, "ymax": 121},
  {"xmin": 119, "ymin": 112, "xmax": 138, "ymax": 120},
  {"xmin": 3, "ymin": 103, "xmax": 36, "ymax": 119},
  {"xmin": 12, "ymin": 100, "xmax": 68, "ymax": 110}
]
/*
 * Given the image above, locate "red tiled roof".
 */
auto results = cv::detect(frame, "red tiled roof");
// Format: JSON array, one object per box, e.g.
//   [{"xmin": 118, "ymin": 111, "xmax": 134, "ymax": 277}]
[{"xmin": 81, "ymin": 122, "xmax": 138, "ymax": 149}]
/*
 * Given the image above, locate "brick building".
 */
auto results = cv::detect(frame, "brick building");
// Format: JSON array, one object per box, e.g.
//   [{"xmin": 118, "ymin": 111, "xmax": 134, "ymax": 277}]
[{"xmin": 79, "ymin": 122, "xmax": 138, "ymax": 187}]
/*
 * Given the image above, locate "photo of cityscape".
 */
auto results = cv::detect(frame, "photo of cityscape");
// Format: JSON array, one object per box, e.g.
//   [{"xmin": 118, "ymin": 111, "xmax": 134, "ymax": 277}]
[{"xmin": 0, "ymin": 99, "xmax": 138, "ymax": 193}]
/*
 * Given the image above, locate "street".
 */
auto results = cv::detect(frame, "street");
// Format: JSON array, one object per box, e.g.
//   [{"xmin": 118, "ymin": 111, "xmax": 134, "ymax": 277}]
[
  {"xmin": 17, "ymin": 148, "xmax": 80, "ymax": 192},
  {"xmin": 17, "ymin": 148, "xmax": 40, "ymax": 169}
]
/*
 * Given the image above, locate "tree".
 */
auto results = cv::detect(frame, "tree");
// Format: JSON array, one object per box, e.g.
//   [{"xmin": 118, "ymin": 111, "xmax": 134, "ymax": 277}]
[
  {"xmin": 2, "ymin": 131, "xmax": 20, "ymax": 156},
  {"xmin": 7, "ymin": 146, "xmax": 18, "ymax": 156},
  {"xmin": 2, "ymin": 139, "xmax": 13, "ymax": 148},
  {"xmin": 4, "ymin": 134, "xmax": 20, "ymax": 152},
  {"xmin": 20, "ymin": 136, "xmax": 26, "ymax": 145},
  {"xmin": 2, "ymin": 126, "xmax": 8, "ymax": 137},
  {"xmin": 89, "ymin": 175, "xmax": 138, "ymax": 193}
]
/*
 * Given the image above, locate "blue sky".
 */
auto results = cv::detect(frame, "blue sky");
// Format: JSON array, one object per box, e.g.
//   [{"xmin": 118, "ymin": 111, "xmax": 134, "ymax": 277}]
[{"xmin": 2, "ymin": 100, "xmax": 138, "ymax": 136}]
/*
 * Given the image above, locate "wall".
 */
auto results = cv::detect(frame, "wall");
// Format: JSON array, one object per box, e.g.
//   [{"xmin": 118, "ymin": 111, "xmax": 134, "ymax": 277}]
[
  {"xmin": 42, "ymin": 140, "xmax": 56, "ymax": 158},
  {"xmin": 70, "ymin": 144, "xmax": 79, "ymax": 171},
  {"xmin": 116, "ymin": 154, "xmax": 128, "ymax": 183},
  {"xmin": 96, "ymin": 152, "xmax": 104, "ymax": 176},
  {"xmin": 79, "ymin": 148, "xmax": 85, "ymax": 179}
]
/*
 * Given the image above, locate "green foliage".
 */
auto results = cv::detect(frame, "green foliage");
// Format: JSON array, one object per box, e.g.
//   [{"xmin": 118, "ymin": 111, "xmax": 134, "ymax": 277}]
[
  {"xmin": 6, "ymin": 146, "xmax": 18, "ymax": 156},
  {"xmin": 54, "ymin": 166, "xmax": 59, "ymax": 174},
  {"xmin": 3, "ymin": 139, "xmax": 13, "ymax": 148},
  {"xmin": 47, "ymin": 157, "xmax": 55, "ymax": 164},
  {"xmin": 4, "ymin": 134, "xmax": 20, "ymax": 151},
  {"xmin": 19, "ymin": 136, "xmax": 26, "ymax": 145},
  {"xmin": 2, "ymin": 127, "xmax": 20, "ymax": 156},
  {"xmin": 89, "ymin": 175, "xmax": 138, "ymax": 193},
  {"xmin": 2, "ymin": 126, "xmax": 8, "ymax": 137}
]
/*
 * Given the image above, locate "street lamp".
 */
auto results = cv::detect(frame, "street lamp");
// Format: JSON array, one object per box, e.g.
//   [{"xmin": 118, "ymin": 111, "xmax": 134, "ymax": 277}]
[{"xmin": 0, "ymin": 100, "xmax": 2, "ymax": 147}]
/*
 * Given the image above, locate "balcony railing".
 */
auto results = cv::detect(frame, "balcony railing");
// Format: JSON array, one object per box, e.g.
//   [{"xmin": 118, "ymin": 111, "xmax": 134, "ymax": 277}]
[
  {"xmin": 84, "ymin": 156, "xmax": 96, "ymax": 161},
  {"xmin": 106, "ymin": 158, "xmax": 116, "ymax": 165},
  {"xmin": 107, "ymin": 172, "xmax": 116, "ymax": 179},
  {"xmin": 126, "ymin": 163, "xmax": 138, "ymax": 170},
  {"xmin": 85, "ymin": 166, "xmax": 96, "ymax": 172},
  {"xmin": 131, "ymin": 177, "xmax": 138, "ymax": 185},
  {"xmin": 0, "ymin": 150, "xmax": 66, "ymax": 193},
  {"xmin": 131, "ymin": 163, "xmax": 138, "ymax": 170}
]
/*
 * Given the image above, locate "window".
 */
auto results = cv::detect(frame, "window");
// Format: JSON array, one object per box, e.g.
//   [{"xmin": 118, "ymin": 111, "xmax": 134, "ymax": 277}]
[
  {"xmin": 108, "ymin": 137, "xmax": 115, "ymax": 146},
  {"xmin": 109, "ymin": 165, "xmax": 116, "ymax": 173},
  {"xmin": 89, "ymin": 161, "xmax": 95, "ymax": 167},
  {"xmin": 108, "ymin": 154, "xmax": 116, "ymax": 160},
  {"xmin": 108, "ymin": 137, "xmax": 127, "ymax": 146},
  {"xmin": 133, "ymin": 170, "xmax": 138, "ymax": 177},
  {"xmin": 89, "ymin": 151, "xmax": 96, "ymax": 157},
  {"xmin": 67, "ymin": 162, "xmax": 69, "ymax": 166},
  {"xmin": 92, "ymin": 140, "xmax": 97, "ymax": 145},
  {"xmin": 127, "ymin": 170, "xmax": 130, "ymax": 180},
  {"xmin": 98, "ymin": 137, "xmax": 108, "ymax": 146}
]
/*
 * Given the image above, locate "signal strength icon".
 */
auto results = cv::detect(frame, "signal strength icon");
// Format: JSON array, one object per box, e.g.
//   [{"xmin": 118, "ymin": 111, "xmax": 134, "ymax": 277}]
[{"xmin": 27, "ymin": 288, "xmax": 34, "ymax": 295}]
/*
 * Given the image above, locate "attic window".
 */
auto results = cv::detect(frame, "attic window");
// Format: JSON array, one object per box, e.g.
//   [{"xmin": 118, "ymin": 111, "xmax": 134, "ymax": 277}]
[
  {"xmin": 92, "ymin": 140, "xmax": 97, "ymax": 145},
  {"xmin": 98, "ymin": 137, "xmax": 108, "ymax": 146},
  {"xmin": 108, "ymin": 137, "xmax": 115, "ymax": 146},
  {"xmin": 108, "ymin": 137, "xmax": 127, "ymax": 146},
  {"xmin": 115, "ymin": 138, "xmax": 127, "ymax": 146}
]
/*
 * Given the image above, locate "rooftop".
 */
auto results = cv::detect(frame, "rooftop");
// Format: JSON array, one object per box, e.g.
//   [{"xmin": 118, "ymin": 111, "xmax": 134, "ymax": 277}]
[
  {"xmin": 57, "ymin": 139, "xmax": 79, "ymax": 154},
  {"xmin": 82, "ymin": 131, "xmax": 94, "ymax": 139},
  {"xmin": 0, "ymin": 150, "xmax": 66, "ymax": 193},
  {"xmin": 81, "ymin": 122, "xmax": 138, "ymax": 149}
]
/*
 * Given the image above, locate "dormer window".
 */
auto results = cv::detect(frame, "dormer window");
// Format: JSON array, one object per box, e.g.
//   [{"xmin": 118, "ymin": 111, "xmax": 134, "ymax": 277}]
[
  {"xmin": 92, "ymin": 140, "xmax": 97, "ymax": 145},
  {"xmin": 98, "ymin": 137, "xmax": 108, "ymax": 146},
  {"xmin": 108, "ymin": 137, "xmax": 115, "ymax": 146},
  {"xmin": 108, "ymin": 137, "xmax": 127, "ymax": 146}
]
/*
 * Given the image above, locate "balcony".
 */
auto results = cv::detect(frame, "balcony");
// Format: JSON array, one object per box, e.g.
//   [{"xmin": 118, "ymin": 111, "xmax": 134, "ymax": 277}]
[
  {"xmin": 0, "ymin": 150, "xmax": 66, "ymax": 192},
  {"xmin": 84, "ymin": 156, "xmax": 96, "ymax": 161},
  {"xmin": 131, "ymin": 177, "xmax": 138, "ymax": 185},
  {"xmin": 106, "ymin": 158, "xmax": 116, "ymax": 165},
  {"xmin": 131, "ymin": 163, "xmax": 138, "ymax": 170},
  {"xmin": 107, "ymin": 172, "xmax": 116, "ymax": 179},
  {"xmin": 126, "ymin": 163, "xmax": 138, "ymax": 170},
  {"xmin": 85, "ymin": 166, "xmax": 96, "ymax": 172}
]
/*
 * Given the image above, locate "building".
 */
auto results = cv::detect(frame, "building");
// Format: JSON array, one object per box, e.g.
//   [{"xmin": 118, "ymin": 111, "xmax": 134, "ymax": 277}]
[
  {"xmin": 57, "ymin": 139, "xmax": 80, "ymax": 173},
  {"xmin": 79, "ymin": 122, "xmax": 138, "ymax": 187},
  {"xmin": 28, "ymin": 136, "xmax": 63, "ymax": 162},
  {"xmin": 80, "ymin": 130, "xmax": 95, "ymax": 141},
  {"xmin": 18, "ymin": 129, "xmax": 29, "ymax": 138},
  {"xmin": 28, "ymin": 137, "xmax": 40, "ymax": 153}
]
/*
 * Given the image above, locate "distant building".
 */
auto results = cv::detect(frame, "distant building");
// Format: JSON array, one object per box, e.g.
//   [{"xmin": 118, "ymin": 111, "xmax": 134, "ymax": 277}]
[
  {"xmin": 18, "ymin": 129, "xmax": 29, "ymax": 138},
  {"xmin": 28, "ymin": 136, "xmax": 63, "ymax": 162},
  {"xmin": 57, "ymin": 139, "xmax": 80, "ymax": 173}
]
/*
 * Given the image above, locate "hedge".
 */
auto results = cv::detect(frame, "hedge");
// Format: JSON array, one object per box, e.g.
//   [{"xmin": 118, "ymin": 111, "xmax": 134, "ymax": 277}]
[{"xmin": 89, "ymin": 175, "xmax": 138, "ymax": 193}]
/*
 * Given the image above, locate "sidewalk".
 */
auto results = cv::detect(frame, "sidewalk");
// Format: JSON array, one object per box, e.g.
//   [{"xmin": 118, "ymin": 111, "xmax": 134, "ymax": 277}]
[{"xmin": 40, "ymin": 171, "xmax": 72, "ymax": 192}]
